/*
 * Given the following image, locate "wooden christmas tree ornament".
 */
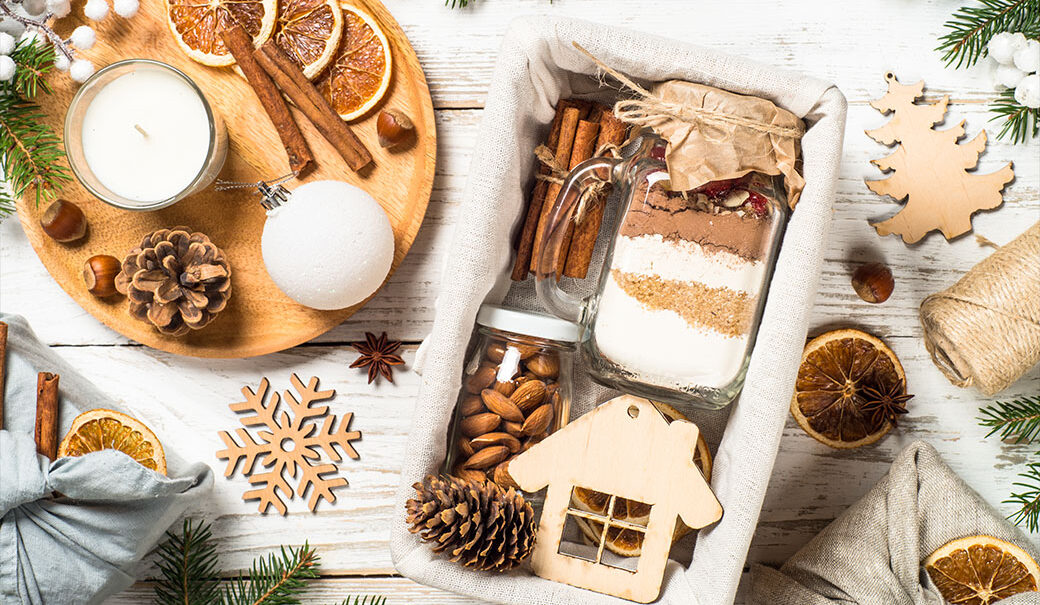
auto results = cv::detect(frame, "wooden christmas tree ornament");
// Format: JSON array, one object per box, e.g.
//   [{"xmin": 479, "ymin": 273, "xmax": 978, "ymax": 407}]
[
  {"xmin": 216, "ymin": 374, "xmax": 361, "ymax": 514},
  {"xmin": 865, "ymin": 73, "xmax": 1014, "ymax": 244},
  {"xmin": 508, "ymin": 395, "xmax": 723, "ymax": 603}
]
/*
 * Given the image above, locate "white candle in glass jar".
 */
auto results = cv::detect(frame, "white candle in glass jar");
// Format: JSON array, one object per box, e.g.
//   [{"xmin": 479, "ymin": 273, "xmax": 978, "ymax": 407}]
[{"xmin": 79, "ymin": 67, "xmax": 211, "ymax": 203}]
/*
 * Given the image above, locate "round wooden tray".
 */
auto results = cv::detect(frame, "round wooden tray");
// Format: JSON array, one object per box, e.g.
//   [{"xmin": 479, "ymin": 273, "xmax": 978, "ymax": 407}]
[{"xmin": 17, "ymin": 0, "xmax": 436, "ymax": 358}]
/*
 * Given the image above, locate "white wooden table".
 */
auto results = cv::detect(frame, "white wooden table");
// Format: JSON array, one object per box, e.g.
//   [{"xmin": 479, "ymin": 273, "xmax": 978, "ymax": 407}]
[{"xmin": 2, "ymin": 0, "xmax": 1038, "ymax": 602}]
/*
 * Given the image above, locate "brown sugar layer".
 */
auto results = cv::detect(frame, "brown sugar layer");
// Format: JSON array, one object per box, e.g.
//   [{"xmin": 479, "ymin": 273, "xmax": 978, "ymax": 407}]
[
  {"xmin": 619, "ymin": 185, "xmax": 771, "ymax": 261},
  {"xmin": 611, "ymin": 270, "xmax": 755, "ymax": 337}
]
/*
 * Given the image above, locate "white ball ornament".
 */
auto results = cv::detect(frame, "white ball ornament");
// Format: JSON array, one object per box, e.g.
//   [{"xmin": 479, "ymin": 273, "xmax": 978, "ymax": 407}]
[
  {"xmin": 0, "ymin": 32, "xmax": 15, "ymax": 55},
  {"xmin": 0, "ymin": 18, "xmax": 26, "ymax": 38},
  {"xmin": 19, "ymin": 29, "xmax": 43, "ymax": 48},
  {"xmin": 52, "ymin": 50, "xmax": 69, "ymax": 71},
  {"xmin": 112, "ymin": 0, "xmax": 139, "ymax": 18},
  {"xmin": 0, "ymin": 55, "xmax": 15, "ymax": 82},
  {"xmin": 70, "ymin": 25, "xmax": 96, "ymax": 50},
  {"xmin": 69, "ymin": 58, "xmax": 95, "ymax": 82},
  {"xmin": 988, "ymin": 32, "xmax": 1027, "ymax": 65},
  {"xmin": 1013, "ymin": 40, "xmax": 1040, "ymax": 74},
  {"xmin": 47, "ymin": 0, "xmax": 72, "ymax": 18},
  {"xmin": 995, "ymin": 62, "xmax": 1027, "ymax": 89},
  {"xmin": 261, "ymin": 180, "xmax": 395, "ymax": 310},
  {"xmin": 22, "ymin": 0, "xmax": 47, "ymax": 17},
  {"xmin": 1015, "ymin": 74, "xmax": 1040, "ymax": 109},
  {"xmin": 83, "ymin": 0, "xmax": 109, "ymax": 20}
]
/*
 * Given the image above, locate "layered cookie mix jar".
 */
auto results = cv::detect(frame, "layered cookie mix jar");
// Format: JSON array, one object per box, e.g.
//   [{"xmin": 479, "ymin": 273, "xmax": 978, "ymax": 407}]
[
  {"xmin": 535, "ymin": 81, "xmax": 805, "ymax": 409},
  {"xmin": 443, "ymin": 305, "xmax": 579, "ymax": 487}
]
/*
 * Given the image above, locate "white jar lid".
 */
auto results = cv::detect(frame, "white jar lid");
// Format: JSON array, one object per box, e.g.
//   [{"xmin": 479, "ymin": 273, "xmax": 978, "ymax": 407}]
[{"xmin": 476, "ymin": 304, "xmax": 582, "ymax": 343}]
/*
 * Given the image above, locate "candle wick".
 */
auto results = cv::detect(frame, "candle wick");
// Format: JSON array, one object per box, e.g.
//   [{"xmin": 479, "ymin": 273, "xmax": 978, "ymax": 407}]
[{"xmin": 134, "ymin": 124, "xmax": 149, "ymax": 137}]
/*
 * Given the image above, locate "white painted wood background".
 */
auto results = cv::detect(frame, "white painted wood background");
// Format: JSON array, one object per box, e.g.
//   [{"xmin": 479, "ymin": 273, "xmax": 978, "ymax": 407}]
[{"xmin": 1, "ymin": 0, "xmax": 1038, "ymax": 603}]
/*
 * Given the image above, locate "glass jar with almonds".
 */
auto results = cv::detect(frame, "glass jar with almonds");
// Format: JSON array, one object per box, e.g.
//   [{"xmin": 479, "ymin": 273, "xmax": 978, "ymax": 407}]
[{"xmin": 444, "ymin": 305, "xmax": 580, "ymax": 489}]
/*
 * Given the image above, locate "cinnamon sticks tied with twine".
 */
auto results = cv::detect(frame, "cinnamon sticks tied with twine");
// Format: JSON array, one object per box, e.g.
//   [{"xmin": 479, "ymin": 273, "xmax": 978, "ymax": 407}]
[
  {"xmin": 0, "ymin": 320, "xmax": 61, "ymax": 459},
  {"xmin": 220, "ymin": 23, "xmax": 372, "ymax": 174},
  {"xmin": 511, "ymin": 99, "xmax": 629, "ymax": 281}
]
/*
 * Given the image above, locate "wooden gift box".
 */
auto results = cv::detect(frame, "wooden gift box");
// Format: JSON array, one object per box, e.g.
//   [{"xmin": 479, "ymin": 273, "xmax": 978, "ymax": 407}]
[{"xmin": 391, "ymin": 15, "xmax": 847, "ymax": 605}]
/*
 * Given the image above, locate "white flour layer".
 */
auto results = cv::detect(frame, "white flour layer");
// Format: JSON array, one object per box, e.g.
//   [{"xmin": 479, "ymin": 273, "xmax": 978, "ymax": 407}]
[{"xmin": 609, "ymin": 233, "xmax": 764, "ymax": 293}]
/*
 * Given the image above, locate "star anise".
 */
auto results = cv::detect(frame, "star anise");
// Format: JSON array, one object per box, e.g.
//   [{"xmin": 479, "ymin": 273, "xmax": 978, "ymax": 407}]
[
  {"xmin": 350, "ymin": 332, "xmax": 405, "ymax": 384},
  {"xmin": 861, "ymin": 379, "xmax": 913, "ymax": 427}
]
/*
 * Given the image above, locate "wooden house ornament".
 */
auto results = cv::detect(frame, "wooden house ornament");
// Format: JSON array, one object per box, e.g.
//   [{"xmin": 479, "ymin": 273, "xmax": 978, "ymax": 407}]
[{"xmin": 508, "ymin": 395, "xmax": 722, "ymax": 603}]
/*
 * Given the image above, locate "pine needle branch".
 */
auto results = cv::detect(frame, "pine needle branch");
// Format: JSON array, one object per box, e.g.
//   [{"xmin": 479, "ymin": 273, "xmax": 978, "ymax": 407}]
[
  {"xmin": 222, "ymin": 543, "xmax": 320, "ymax": 605},
  {"xmin": 937, "ymin": 0, "xmax": 1040, "ymax": 68},
  {"xmin": 1006, "ymin": 461, "xmax": 1040, "ymax": 532},
  {"xmin": 332, "ymin": 598, "xmax": 387, "ymax": 605},
  {"xmin": 155, "ymin": 519, "xmax": 222, "ymax": 605},
  {"xmin": 979, "ymin": 395, "xmax": 1040, "ymax": 444},
  {"xmin": 989, "ymin": 87, "xmax": 1040, "ymax": 144},
  {"xmin": 3, "ymin": 39, "xmax": 56, "ymax": 100}
]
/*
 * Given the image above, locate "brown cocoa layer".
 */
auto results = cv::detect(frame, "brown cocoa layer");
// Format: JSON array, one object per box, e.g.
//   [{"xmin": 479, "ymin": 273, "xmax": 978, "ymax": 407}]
[
  {"xmin": 620, "ymin": 184, "xmax": 772, "ymax": 261},
  {"xmin": 611, "ymin": 270, "xmax": 755, "ymax": 337}
]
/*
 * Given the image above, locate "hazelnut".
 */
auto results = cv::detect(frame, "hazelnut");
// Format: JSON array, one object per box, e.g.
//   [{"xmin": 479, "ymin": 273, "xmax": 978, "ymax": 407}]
[
  {"xmin": 83, "ymin": 255, "xmax": 121, "ymax": 298},
  {"xmin": 40, "ymin": 200, "xmax": 87, "ymax": 243},
  {"xmin": 852, "ymin": 262, "xmax": 894, "ymax": 303},
  {"xmin": 376, "ymin": 108, "xmax": 414, "ymax": 149}
]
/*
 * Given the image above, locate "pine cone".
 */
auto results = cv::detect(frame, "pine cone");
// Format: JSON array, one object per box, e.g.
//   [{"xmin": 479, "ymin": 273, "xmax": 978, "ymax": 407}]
[
  {"xmin": 406, "ymin": 474, "xmax": 535, "ymax": 572},
  {"xmin": 115, "ymin": 227, "xmax": 232, "ymax": 337}
]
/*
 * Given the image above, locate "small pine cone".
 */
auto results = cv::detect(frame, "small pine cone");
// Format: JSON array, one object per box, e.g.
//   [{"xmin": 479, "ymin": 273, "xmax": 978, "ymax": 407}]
[
  {"xmin": 114, "ymin": 227, "xmax": 232, "ymax": 336},
  {"xmin": 405, "ymin": 474, "xmax": 535, "ymax": 572}
]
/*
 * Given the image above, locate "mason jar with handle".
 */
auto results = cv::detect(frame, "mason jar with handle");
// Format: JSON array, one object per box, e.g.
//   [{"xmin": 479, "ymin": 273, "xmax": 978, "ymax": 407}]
[{"xmin": 535, "ymin": 132, "xmax": 789, "ymax": 409}]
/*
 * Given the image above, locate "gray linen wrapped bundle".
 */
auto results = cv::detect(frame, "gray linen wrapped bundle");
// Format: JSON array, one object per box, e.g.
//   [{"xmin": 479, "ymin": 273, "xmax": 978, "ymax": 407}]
[
  {"xmin": 750, "ymin": 441, "xmax": 1040, "ymax": 605},
  {"xmin": 0, "ymin": 313, "xmax": 212, "ymax": 605}
]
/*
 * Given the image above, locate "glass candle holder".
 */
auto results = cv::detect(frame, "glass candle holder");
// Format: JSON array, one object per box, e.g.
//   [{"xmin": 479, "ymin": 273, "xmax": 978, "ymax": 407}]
[{"xmin": 64, "ymin": 59, "xmax": 228, "ymax": 211}]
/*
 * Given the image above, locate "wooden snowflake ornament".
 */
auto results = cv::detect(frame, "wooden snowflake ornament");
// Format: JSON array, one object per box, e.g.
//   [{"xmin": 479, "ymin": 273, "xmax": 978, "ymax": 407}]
[
  {"xmin": 216, "ymin": 374, "xmax": 361, "ymax": 514},
  {"xmin": 866, "ymin": 73, "xmax": 1015, "ymax": 244}
]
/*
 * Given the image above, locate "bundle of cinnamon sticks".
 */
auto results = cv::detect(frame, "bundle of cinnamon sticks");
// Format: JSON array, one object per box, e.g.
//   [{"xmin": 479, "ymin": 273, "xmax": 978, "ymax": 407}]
[
  {"xmin": 220, "ymin": 24, "xmax": 372, "ymax": 175},
  {"xmin": 511, "ymin": 99, "xmax": 628, "ymax": 281},
  {"xmin": 0, "ymin": 321, "xmax": 61, "ymax": 459}
]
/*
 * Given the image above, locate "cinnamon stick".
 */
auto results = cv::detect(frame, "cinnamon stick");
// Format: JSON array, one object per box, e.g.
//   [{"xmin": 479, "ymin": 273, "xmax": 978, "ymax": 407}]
[
  {"xmin": 563, "ymin": 112, "xmax": 629, "ymax": 278},
  {"xmin": 528, "ymin": 107, "xmax": 581, "ymax": 275},
  {"xmin": 35, "ymin": 372, "xmax": 59, "ymax": 459},
  {"xmin": 510, "ymin": 99, "xmax": 592, "ymax": 281},
  {"xmin": 0, "ymin": 321, "xmax": 7, "ymax": 431},
  {"xmin": 552, "ymin": 118, "xmax": 600, "ymax": 271},
  {"xmin": 221, "ymin": 24, "xmax": 313, "ymax": 175},
  {"xmin": 253, "ymin": 41, "xmax": 372, "ymax": 172}
]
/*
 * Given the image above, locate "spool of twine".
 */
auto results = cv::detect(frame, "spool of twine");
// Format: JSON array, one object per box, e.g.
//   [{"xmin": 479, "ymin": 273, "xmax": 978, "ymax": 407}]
[{"xmin": 920, "ymin": 221, "xmax": 1040, "ymax": 396}]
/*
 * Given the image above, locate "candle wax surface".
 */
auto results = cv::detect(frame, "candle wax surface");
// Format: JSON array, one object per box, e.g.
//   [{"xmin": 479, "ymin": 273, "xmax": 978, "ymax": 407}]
[{"xmin": 81, "ymin": 68, "xmax": 211, "ymax": 203}]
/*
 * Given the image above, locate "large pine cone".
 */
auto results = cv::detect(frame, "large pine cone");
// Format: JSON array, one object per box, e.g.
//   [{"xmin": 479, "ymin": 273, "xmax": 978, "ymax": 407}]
[
  {"xmin": 406, "ymin": 474, "xmax": 535, "ymax": 572},
  {"xmin": 115, "ymin": 227, "xmax": 232, "ymax": 337}
]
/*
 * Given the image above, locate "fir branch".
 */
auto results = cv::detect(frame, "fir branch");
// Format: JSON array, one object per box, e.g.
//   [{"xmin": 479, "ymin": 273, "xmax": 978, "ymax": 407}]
[
  {"xmin": 332, "ymin": 598, "xmax": 387, "ymax": 605},
  {"xmin": 1006, "ymin": 461, "xmax": 1040, "ymax": 532},
  {"xmin": 444, "ymin": 0, "xmax": 472, "ymax": 7},
  {"xmin": 979, "ymin": 395, "xmax": 1040, "ymax": 444},
  {"xmin": 154, "ymin": 520, "xmax": 222, "ymax": 605},
  {"xmin": 937, "ymin": 0, "xmax": 1040, "ymax": 68},
  {"xmin": 221, "ymin": 543, "xmax": 320, "ymax": 605},
  {"xmin": 4, "ymin": 39, "xmax": 56, "ymax": 100},
  {"xmin": 0, "ymin": 93, "xmax": 70, "ymax": 213},
  {"xmin": 990, "ymin": 87, "xmax": 1040, "ymax": 144}
]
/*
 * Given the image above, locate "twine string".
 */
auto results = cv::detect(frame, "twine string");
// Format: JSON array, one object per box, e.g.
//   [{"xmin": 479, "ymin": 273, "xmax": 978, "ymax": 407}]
[
  {"xmin": 533, "ymin": 138, "xmax": 627, "ymax": 225},
  {"xmin": 920, "ymin": 222, "xmax": 1040, "ymax": 395}
]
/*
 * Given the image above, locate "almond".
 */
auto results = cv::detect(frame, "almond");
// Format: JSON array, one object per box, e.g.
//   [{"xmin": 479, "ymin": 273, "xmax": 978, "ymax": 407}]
[
  {"xmin": 493, "ymin": 460, "xmax": 519, "ymax": 490},
  {"xmin": 521, "ymin": 435, "xmax": 543, "ymax": 452},
  {"xmin": 460, "ymin": 412, "xmax": 501, "ymax": 437},
  {"xmin": 459, "ymin": 395, "xmax": 485, "ymax": 416},
  {"xmin": 462, "ymin": 445, "xmax": 510, "ymax": 469},
  {"xmin": 521, "ymin": 404, "xmax": 554, "ymax": 436},
  {"xmin": 481, "ymin": 389, "xmax": 525, "ymax": 422},
  {"xmin": 454, "ymin": 467, "xmax": 488, "ymax": 483},
  {"xmin": 510, "ymin": 379, "xmax": 547, "ymax": 413},
  {"xmin": 485, "ymin": 341, "xmax": 507, "ymax": 363},
  {"xmin": 515, "ymin": 344, "xmax": 540, "ymax": 360},
  {"xmin": 457, "ymin": 436, "xmax": 476, "ymax": 457},
  {"xmin": 493, "ymin": 380, "xmax": 516, "ymax": 397},
  {"xmin": 526, "ymin": 354, "xmax": 559, "ymax": 378},
  {"xmin": 471, "ymin": 431, "xmax": 521, "ymax": 453},
  {"xmin": 502, "ymin": 420, "xmax": 524, "ymax": 438},
  {"xmin": 464, "ymin": 365, "xmax": 496, "ymax": 394}
]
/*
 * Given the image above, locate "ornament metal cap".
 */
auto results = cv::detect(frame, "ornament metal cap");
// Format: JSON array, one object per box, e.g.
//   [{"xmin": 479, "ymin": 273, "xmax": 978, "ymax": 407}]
[{"xmin": 215, "ymin": 172, "xmax": 296, "ymax": 210}]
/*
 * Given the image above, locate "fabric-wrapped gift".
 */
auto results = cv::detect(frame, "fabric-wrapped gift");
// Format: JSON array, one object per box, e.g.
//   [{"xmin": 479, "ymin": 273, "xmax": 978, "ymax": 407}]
[
  {"xmin": 0, "ymin": 313, "xmax": 212, "ymax": 605},
  {"xmin": 750, "ymin": 441, "xmax": 1040, "ymax": 605},
  {"xmin": 391, "ymin": 14, "xmax": 847, "ymax": 605}
]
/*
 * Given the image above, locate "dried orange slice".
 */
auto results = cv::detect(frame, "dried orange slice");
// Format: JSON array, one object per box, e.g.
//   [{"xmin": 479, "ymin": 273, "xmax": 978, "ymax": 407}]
[
  {"xmin": 571, "ymin": 402, "xmax": 711, "ymax": 557},
  {"xmin": 167, "ymin": 0, "xmax": 277, "ymax": 67},
  {"xmin": 275, "ymin": 0, "xmax": 344, "ymax": 79},
  {"xmin": 58, "ymin": 409, "xmax": 167, "ymax": 475},
  {"xmin": 791, "ymin": 328, "xmax": 911, "ymax": 449},
  {"xmin": 925, "ymin": 535, "xmax": 1039, "ymax": 604},
  {"xmin": 316, "ymin": 2, "xmax": 391, "ymax": 121}
]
